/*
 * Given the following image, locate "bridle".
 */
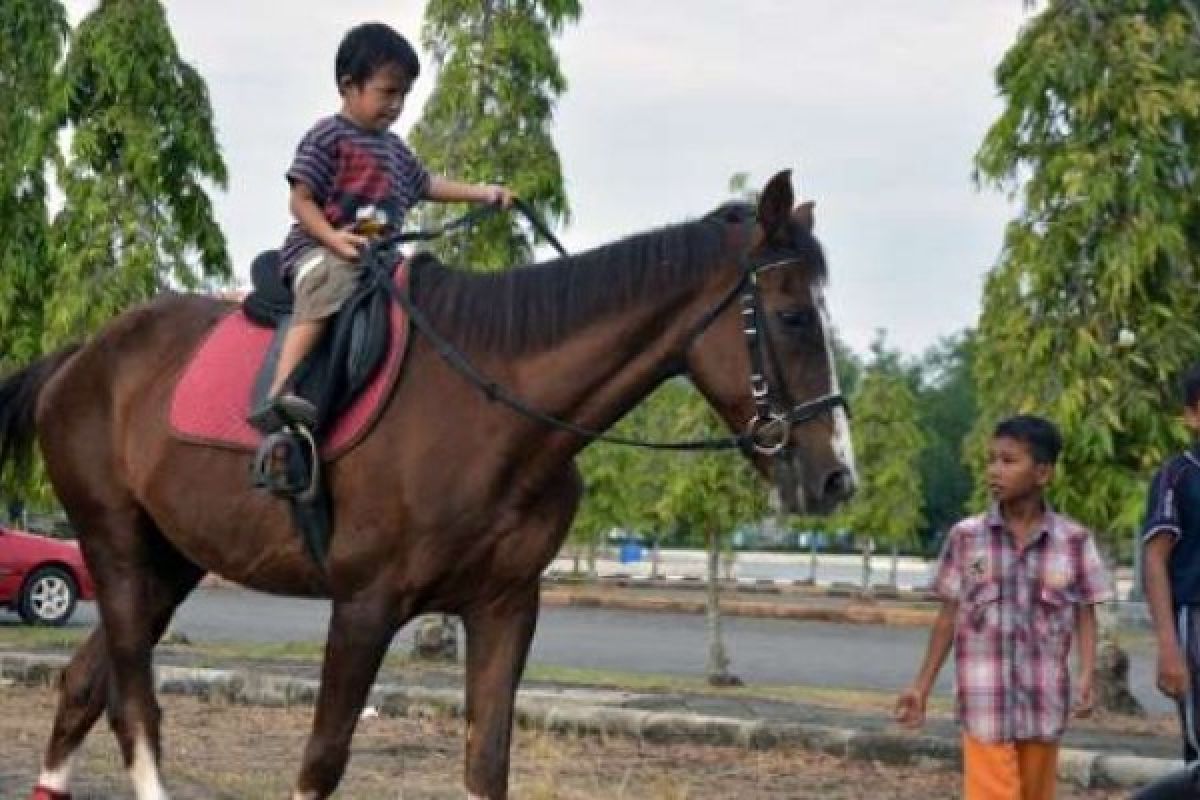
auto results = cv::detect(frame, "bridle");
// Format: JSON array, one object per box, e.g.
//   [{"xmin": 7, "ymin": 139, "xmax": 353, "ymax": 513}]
[{"xmin": 361, "ymin": 204, "xmax": 848, "ymax": 454}]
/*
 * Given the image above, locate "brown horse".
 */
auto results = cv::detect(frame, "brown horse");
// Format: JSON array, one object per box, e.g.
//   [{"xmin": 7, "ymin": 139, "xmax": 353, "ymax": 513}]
[{"xmin": 2, "ymin": 170, "xmax": 855, "ymax": 800}]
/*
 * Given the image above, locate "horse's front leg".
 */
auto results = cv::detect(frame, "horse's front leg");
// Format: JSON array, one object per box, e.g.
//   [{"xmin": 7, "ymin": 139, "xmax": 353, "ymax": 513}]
[
  {"xmin": 292, "ymin": 593, "xmax": 403, "ymax": 800},
  {"xmin": 461, "ymin": 582, "xmax": 540, "ymax": 800}
]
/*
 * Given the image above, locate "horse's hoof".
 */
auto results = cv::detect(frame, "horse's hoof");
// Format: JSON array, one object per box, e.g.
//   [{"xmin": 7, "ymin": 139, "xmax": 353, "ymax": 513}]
[{"xmin": 30, "ymin": 786, "xmax": 72, "ymax": 800}]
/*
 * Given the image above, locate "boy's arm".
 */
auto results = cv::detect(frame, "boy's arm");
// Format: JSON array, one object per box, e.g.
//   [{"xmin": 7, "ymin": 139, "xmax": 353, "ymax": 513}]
[
  {"xmin": 290, "ymin": 184, "xmax": 365, "ymax": 261},
  {"xmin": 1145, "ymin": 533, "xmax": 1188, "ymax": 698},
  {"xmin": 426, "ymin": 176, "xmax": 515, "ymax": 207},
  {"xmin": 894, "ymin": 599, "xmax": 956, "ymax": 729},
  {"xmin": 1073, "ymin": 602, "xmax": 1098, "ymax": 717}
]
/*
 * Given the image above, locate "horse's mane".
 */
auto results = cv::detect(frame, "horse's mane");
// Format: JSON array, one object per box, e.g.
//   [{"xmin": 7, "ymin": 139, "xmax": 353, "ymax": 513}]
[{"xmin": 411, "ymin": 204, "xmax": 746, "ymax": 357}]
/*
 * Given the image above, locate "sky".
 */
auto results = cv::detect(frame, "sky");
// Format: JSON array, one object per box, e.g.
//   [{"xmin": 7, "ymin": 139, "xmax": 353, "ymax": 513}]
[{"xmin": 63, "ymin": 1, "xmax": 1030, "ymax": 357}]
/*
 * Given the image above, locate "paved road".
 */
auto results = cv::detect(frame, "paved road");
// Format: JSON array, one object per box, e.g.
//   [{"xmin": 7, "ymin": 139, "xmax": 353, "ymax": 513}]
[{"xmin": 52, "ymin": 587, "xmax": 1173, "ymax": 714}]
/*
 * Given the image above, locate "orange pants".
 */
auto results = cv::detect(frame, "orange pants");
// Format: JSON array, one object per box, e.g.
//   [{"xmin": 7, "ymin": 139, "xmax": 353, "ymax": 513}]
[{"xmin": 963, "ymin": 733, "xmax": 1059, "ymax": 800}]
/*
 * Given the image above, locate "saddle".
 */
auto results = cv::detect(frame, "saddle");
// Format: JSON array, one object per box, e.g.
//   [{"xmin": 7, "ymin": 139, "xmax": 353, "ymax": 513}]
[
  {"xmin": 170, "ymin": 251, "xmax": 412, "ymax": 566},
  {"xmin": 242, "ymin": 249, "xmax": 393, "ymax": 435}
]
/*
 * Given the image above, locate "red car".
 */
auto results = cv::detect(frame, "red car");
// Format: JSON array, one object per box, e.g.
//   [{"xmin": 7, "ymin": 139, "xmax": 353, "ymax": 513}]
[{"xmin": 0, "ymin": 525, "xmax": 95, "ymax": 625}]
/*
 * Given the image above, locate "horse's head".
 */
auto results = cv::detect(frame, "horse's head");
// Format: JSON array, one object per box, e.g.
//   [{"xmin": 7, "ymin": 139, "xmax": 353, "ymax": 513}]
[{"xmin": 684, "ymin": 170, "xmax": 857, "ymax": 514}]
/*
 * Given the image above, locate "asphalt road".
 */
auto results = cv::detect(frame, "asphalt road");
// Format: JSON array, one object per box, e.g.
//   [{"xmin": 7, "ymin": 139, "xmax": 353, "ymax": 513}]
[{"xmin": 49, "ymin": 587, "xmax": 1173, "ymax": 714}]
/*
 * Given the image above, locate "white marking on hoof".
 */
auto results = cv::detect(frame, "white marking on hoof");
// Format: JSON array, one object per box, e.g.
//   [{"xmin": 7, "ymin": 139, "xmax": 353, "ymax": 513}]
[
  {"xmin": 37, "ymin": 754, "xmax": 75, "ymax": 792},
  {"xmin": 466, "ymin": 793, "xmax": 489, "ymax": 800},
  {"xmin": 291, "ymin": 792, "xmax": 319, "ymax": 800},
  {"xmin": 130, "ymin": 737, "xmax": 170, "ymax": 800}
]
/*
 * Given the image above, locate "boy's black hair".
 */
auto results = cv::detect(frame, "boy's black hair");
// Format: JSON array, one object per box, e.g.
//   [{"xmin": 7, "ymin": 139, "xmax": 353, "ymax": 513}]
[
  {"xmin": 993, "ymin": 414, "xmax": 1062, "ymax": 466},
  {"xmin": 335, "ymin": 23, "xmax": 420, "ymax": 89},
  {"xmin": 1181, "ymin": 362, "xmax": 1200, "ymax": 410}
]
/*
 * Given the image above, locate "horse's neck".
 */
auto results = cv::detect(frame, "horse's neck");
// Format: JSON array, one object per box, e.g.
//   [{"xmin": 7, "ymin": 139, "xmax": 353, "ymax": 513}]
[{"xmin": 501, "ymin": 275, "xmax": 722, "ymax": 484}]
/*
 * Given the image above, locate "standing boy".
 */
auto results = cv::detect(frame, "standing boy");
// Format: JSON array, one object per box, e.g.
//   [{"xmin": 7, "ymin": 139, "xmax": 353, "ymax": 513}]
[
  {"xmin": 1142, "ymin": 362, "xmax": 1200, "ymax": 764},
  {"xmin": 895, "ymin": 415, "xmax": 1111, "ymax": 800}
]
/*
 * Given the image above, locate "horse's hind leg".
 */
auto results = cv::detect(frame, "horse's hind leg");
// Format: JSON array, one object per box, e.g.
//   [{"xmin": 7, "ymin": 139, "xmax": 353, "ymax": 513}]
[
  {"xmin": 34, "ymin": 542, "xmax": 203, "ymax": 799},
  {"xmin": 292, "ymin": 593, "xmax": 403, "ymax": 799},
  {"xmin": 38, "ymin": 504, "xmax": 204, "ymax": 800},
  {"xmin": 33, "ymin": 628, "xmax": 107, "ymax": 796}
]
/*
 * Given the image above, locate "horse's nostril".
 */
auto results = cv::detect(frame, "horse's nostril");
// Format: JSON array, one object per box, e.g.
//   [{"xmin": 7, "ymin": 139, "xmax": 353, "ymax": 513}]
[{"xmin": 824, "ymin": 469, "xmax": 854, "ymax": 500}]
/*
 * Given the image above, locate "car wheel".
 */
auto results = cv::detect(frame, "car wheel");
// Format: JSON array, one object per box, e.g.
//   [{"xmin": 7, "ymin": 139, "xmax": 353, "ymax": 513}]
[{"xmin": 18, "ymin": 566, "xmax": 78, "ymax": 626}]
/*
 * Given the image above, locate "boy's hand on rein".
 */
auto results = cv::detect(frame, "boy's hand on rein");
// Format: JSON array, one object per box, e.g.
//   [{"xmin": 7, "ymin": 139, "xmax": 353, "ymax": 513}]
[
  {"xmin": 331, "ymin": 229, "xmax": 369, "ymax": 262},
  {"xmin": 484, "ymin": 184, "xmax": 516, "ymax": 209}
]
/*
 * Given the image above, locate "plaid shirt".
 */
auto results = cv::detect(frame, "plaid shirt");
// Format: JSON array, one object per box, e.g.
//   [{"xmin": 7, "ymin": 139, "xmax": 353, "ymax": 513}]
[{"xmin": 933, "ymin": 506, "xmax": 1111, "ymax": 742}]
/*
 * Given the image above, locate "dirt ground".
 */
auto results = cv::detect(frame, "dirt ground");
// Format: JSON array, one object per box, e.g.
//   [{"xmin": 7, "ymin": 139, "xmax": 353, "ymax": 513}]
[{"xmin": 0, "ymin": 685, "xmax": 1132, "ymax": 800}]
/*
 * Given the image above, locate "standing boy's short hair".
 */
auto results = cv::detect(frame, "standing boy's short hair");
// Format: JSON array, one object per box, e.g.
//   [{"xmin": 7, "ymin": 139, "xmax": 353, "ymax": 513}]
[
  {"xmin": 993, "ymin": 414, "xmax": 1062, "ymax": 466},
  {"xmin": 1181, "ymin": 362, "xmax": 1200, "ymax": 409},
  {"xmin": 335, "ymin": 23, "xmax": 421, "ymax": 88}
]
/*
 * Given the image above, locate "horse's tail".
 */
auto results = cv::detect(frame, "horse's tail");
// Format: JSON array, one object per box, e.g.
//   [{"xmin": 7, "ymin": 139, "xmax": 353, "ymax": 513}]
[{"xmin": 0, "ymin": 345, "xmax": 82, "ymax": 477}]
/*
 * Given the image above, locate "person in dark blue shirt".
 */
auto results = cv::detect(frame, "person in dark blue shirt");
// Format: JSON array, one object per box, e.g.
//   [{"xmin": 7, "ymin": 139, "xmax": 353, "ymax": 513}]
[{"xmin": 1143, "ymin": 362, "xmax": 1200, "ymax": 766}]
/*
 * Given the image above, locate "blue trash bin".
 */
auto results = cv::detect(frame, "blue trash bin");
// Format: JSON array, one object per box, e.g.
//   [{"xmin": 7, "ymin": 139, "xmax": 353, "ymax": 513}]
[{"xmin": 618, "ymin": 542, "xmax": 643, "ymax": 564}]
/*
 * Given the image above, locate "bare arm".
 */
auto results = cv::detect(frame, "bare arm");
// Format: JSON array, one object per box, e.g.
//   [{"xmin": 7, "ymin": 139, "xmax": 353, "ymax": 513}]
[
  {"xmin": 1073, "ymin": 602, "xmax": 1097, "ymax": 716},
  {"xmin": 1145, "ymin": 533, "xmax": 1188, "ymax": 698},
  {"xmin": 289, "ymin": 183, "xmax": 365, "ymax": 261},
  {"xmin": 425, "ymin": 176, "xmax": 514, "ymax": 206},
  {"xmin": 894, "ymin": 600, "xmax": 956, "ymax": 728}
]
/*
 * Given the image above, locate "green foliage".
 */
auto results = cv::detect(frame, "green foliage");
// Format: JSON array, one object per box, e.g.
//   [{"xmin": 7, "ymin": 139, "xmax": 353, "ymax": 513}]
[
  {"xmin": 48, "ymin": 0, "xmax": 230, "ymax": 345},
  {"xmin": 838, "ymin": 339, "xmax": 926, "ymax": 549},
  {"xmin": 972, "ymin": 0, "xmax": 1200, "ymax": 546},
  {"xmin": 410, "ymin": 0, "xmax": 580, "ymax": 269},
  {"xmin": 915, "ymin": 333, "xmax": 977, "ymax": 539},
  {"xmin": 571, "ymin": 379, "xmax": 769, "ymax": 550},
  {"xmin": 0, "ymin": 1, "xmax": 67, "ymax": 363}
]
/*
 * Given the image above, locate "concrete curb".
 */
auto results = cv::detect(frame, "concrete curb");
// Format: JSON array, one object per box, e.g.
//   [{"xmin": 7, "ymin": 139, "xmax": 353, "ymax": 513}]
[
  {"xmin": 0, "ymin": 652, "xmax": 1178, "ymax": 790},
  {"xmin": 538, "ymin": 588, "xmax": 938, "ymax": 627}
]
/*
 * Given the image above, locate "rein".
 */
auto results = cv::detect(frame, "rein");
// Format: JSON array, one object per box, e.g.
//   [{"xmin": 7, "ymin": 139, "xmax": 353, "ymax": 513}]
[{"xmin": 362, "ymin": 204, "xmax": 846, "ymax": 452}]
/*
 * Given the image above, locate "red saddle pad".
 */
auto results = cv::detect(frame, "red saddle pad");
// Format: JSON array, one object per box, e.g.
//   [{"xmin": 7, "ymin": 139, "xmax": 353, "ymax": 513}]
[{"xmin": 169, "ymin": 264, "xmax": 410, "ymax": 459}]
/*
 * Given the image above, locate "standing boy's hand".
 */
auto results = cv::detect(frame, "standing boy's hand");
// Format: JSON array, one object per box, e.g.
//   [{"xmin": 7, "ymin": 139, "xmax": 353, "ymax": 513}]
[
  {"xmin": 1158, "ymin": 643, "xmax": 1190, "ymax": 699},
  {"xmin": 1072, "ymin": 672, "xmax": 1095, "ymax": 718},
  {"xmin": 894, "ymin": 686, "xmax": 928, "ymax": 729}
]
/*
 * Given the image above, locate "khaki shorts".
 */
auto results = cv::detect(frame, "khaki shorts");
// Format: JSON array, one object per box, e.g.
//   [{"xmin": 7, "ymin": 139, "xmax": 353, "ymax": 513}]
[{"xmin": 291, "ymin": 248, "xmax": 360, "ymax": 323}]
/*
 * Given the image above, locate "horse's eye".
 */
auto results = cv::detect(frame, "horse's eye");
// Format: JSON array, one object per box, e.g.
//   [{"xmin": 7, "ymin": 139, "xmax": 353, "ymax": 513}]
[{"xmin": 776, "ymin": 309, "xmax": 817, "ymax": 330}]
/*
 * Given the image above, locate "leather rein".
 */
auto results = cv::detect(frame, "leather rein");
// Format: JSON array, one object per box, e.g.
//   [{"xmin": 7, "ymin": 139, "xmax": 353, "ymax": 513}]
[{"xmin": 360, "ymin": 202, "xmax": 847, "ymax": 453}]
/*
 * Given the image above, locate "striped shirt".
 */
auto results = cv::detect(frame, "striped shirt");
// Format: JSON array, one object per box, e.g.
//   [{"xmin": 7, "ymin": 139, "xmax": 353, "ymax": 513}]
[
  {"xmin": 279, "ymin": 115, "xmax": 430, "ymax": 275},
  {"xmin": 934, "ymin": 506, "xmax": 1111, "ymax": 743}
]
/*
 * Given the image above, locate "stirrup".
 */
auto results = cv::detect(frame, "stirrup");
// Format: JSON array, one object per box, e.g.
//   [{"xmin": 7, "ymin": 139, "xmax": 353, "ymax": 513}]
[
  {"xmin": 247, "ymin": 393, "xmax": 317, "ymax": 434},
  {"xmin": 251, "ymin": 429, "xmax": 319, "ymax": 499}
]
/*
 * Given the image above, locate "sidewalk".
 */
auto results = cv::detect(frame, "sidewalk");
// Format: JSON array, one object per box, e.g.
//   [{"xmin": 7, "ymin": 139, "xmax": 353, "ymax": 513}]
[{"xmin": 0, "ymin": 650, "xmax": 1179, "ymax": 791}]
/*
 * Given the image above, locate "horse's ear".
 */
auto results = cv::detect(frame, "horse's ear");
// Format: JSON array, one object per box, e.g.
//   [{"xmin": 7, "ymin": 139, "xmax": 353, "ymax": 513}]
[
  {"xmin": 794, "ymin": 201, "xmax": 815, "ymax": 233},
  {"xmin": 758, "ymin": 170, "xmax": 794, "ymax": 240}
]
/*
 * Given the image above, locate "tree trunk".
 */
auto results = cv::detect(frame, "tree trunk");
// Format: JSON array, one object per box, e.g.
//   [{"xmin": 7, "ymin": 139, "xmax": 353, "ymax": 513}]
[
  {"xmin": 889, "ymin": 542, "xmax": 899, "ymax": 588},
  {"xmin": 1094, "ymin": 543, "xmax": 1143, "ymax": 715},
  {"xmin": 650, "ymin": 537, "xmax": 662, "ymax": 579},
  {"xmin": 412, "ymin": 614, "xmax": 458, "ymax": 662},
  {"xmin": 807, "ymin": 530, "xmax": 819, "ymax": 584},
  {"xmin": 586, "ymin": 537, "xmax": 597, "ymax": 581},
  {"xmin": 860, "ymin": 537, "xmax": 873, "ymax": 594},
  {"xmin": 705, "ymin": 528, "xmax": 742, "ymax": 687}
]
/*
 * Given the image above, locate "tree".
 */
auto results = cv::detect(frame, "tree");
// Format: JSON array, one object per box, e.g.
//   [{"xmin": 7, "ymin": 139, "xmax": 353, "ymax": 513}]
[
  {"xmin": 0, "ymin": 1, "xmax": 67, "ymax": 365},
  {"xmin": 570, "ymin": 396, "xmax": 665, "ymax": 579},
  {"xmin": 48, "ymin": 0, "xmax": 230, "ymax": 346},
  {"xmin": 971, "ymin": 0, "xmax": 1200, "ymax": 713},
  {"xmin": 915, "ymin": 332, "xmax": 977, "ymax": 547},
  {"xmin": 649, "ymin": 380, "xmax": 768, "ymax": 686},
  {"xmin": 838, "ymin": 336, "xmax": 926, "ymax": 590},
  {"xmin": 409, "ymin": 0, "xmax": 580, "ymax": 269}
]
